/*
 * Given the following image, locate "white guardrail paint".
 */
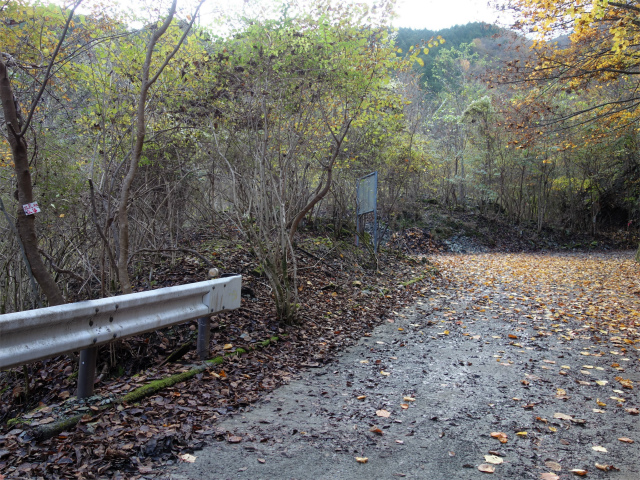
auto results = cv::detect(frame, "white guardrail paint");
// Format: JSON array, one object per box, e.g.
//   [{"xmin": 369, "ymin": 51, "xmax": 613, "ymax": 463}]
[{"xmin": 0, "ymin": 275, "xmax": 241, "ymax": 370}]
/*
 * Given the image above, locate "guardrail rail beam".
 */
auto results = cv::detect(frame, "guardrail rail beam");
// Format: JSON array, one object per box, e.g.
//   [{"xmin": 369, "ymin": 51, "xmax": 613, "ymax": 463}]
[{"xmin": 0, "ymin": 275, "xmax": 241, "ymax": 397}]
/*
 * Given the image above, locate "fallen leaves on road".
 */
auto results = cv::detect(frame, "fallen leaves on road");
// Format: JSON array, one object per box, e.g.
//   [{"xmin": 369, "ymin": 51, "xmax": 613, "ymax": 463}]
[
  {"xmin": 355, "ymin": 457, "xmax": 368, "ymax": 464},
  {"xmin": 376, "ymin": 409, "xmax": 391, "ymax": 418},
  {"xmin": 544, "ymin": 460, "xmax": 562, "ymax": 471},
  {"xmin": 478, "ymin": 463, "xmax": 495, "ymax": 473},
  {"xmin": 615, "ymin": 377, "xmax": 634, "ymax": 389},
  {"xmin": 490, "ymin": 432, "xmax": 508, "ymax": 443},
  {"xmin": 484, "ymin": 455, "xmax": 503, "ymax": 464},
  {"xmin": 553, "ymin": 413, "xmax": 573, "ymax": 421},
  {"xmin": 540, "ymin": 473, "xmax": 560, "ymax": 480}
]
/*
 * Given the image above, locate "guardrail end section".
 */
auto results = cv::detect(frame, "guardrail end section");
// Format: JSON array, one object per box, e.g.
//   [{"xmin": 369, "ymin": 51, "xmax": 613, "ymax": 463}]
[{"xmin": 203, "ymin": 274, "xmax": 242, "ymax": 314}]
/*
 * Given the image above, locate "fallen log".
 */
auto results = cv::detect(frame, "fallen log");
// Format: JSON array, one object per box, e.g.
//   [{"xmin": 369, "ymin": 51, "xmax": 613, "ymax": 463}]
[{"xmin": 26, "ymin": 335, "xmax": 281, "ymax": 441}]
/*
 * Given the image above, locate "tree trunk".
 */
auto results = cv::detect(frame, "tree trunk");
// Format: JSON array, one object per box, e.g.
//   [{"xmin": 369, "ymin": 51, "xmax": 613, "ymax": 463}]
[
  {"xmin": 115, "ymin": 0, "xmax": 201, "ymax": 293},
  {"xmin": 0, "ymin": 59, "xmax": 64, "ymax": 306},
  {"xmin": 635, "ymin": 243, "xmax": 640, "ymax": 263}
]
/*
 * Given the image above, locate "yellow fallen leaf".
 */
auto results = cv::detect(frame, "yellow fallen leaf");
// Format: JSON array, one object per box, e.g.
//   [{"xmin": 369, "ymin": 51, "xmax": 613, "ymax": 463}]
[
  {"xmin": 544, "ymin": 460, "xmax": 561, "ymax": 471},
  {"xmin": 618, "ymin": 437, "xmax": 634, "ymax": 443},
  {"xmin": 549, "ymin": 426, "xmax": 557, "ymax": 432},
  {"xmin": 540, "ymin": 473, "xmax": 560, "ymax": 480},
  {"xmin": 403, "ymin": 396, "xmax": 415, "ymax": 402},
  {"xmin": 490, "ymin": 431, "xmax": 508, "ymax": 443},
  {"xmin": 381, "ymin": 371, "xmax": 390, "ymax": 376},
  {"xmin": 478, "ymin": 463, "xmax": 495, "ymax": 473},
  {"xmin": 592, "ymin": 409, "xmax": 605, "ymax": 413},
  {"xmin": 615, "ymin": 376, "xmax": 633, "ymax": 389},
  {"xmin": 223, "ymin": 344, "xmax": 233, "ymax": 350},
  {"xmin": 484, "ymin": 455, "xmax": 503, "ymax": 464},
  {"xmin": 376, "ymin": 409, "xmax": 391, "ymax": 418},
  {"xmin": 179, "ymin": 453, "xmax": 196, "ymax": 463},
  {"xmin": 556, "ymin": 388, "xmax": 567, "ymax": 396},
  {"xmin": 516, "ymin": 431, "xmax": 528, "ymax": 436},
  {"xmin": 357, "ymin": 395, "xmax": 366, "ymax": 400},
  {"xmin": 596, "ymin": 399, "xmax": 607, "ymax": 407},
  {"xmin": 592, "ymin": 445, "xmax": 607, "ymax": 452},
  {"xmin": 355, "ymin": 457, "xmax": 368, "ymax": 463},
  {"xmin": 360, "ymin": 360, "xmax": 369, "ymax": 364},
  {"xmin": 595, "ymin": 380, "xmax": 608, "ymax": 386},
  {"xmin": 400, "ymin": 403, "xmax": 409, "ymax": 409},
  {"xmin": 553, "ymin": 413, "xmax": 573, "ymax": 421},
  {"xmin": 610, "ymin": 396, "xmax": 626, "ymax": 402}
]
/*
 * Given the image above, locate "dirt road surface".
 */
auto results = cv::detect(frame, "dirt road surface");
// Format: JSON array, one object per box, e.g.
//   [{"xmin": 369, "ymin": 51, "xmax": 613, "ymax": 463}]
[{"xmin": 166, "ymin": 251, "xmax": 640, "ymax": 480}]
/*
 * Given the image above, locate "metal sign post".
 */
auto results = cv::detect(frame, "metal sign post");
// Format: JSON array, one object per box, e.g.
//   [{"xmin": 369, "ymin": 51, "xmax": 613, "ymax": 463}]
[{"xmin": 356, "ymin": 171, "xmax": 378, "ymax": 252}]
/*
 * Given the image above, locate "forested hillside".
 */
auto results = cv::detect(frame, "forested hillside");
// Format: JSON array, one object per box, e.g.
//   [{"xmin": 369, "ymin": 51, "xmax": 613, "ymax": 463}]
[{"xmin": 395, "ymin": 22, "xmax": 504, "ymax": 89}]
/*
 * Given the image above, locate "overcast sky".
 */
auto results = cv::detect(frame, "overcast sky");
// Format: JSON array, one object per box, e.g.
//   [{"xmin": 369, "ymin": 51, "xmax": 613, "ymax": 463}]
[
  {"xmin": 194, "ymin": 0, "xmax": 507, "ymax": 32},
  {"xmin": 98, "ymin": 0, "xmax": 506, "ymax": 32},
  {"xmin": 394, "ymin": 0, "xmax": 502, "ymax": 30}
]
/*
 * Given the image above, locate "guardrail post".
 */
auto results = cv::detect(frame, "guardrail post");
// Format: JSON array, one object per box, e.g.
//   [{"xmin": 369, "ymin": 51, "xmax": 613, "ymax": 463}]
[
  {"xmin": 77, "ymin": 346, "xmax": 97, "ymax": 398},
  {"xmin": 197, "ymin": 268, "xmax": 219, "ymax": 360},
  {"xmin": 197, "ymin": 316, "xmax": 210, "ymax": 360}
]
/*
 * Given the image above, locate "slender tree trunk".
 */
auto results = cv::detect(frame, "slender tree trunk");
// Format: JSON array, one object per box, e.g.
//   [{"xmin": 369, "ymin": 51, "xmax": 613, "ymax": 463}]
[
  {"xmin": 0, "ymin": 59, "xmax": 64, "ymax": 306},
  {"xmin": 115, "ymin": 0, "xmax": 201, "ymax": 293}
]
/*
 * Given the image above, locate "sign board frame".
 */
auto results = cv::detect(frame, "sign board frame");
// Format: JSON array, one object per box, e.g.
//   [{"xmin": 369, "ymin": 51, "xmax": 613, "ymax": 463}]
[{"xmin": 356, "ymin": 171, "xmax": 378, "ymax": 251}]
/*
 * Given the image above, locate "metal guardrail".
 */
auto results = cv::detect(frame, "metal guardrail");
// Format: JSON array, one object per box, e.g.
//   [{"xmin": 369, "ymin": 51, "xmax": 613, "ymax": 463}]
[{"xmin": 0, "ymin": 275, "xmax": 241, "ymax": 396}]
